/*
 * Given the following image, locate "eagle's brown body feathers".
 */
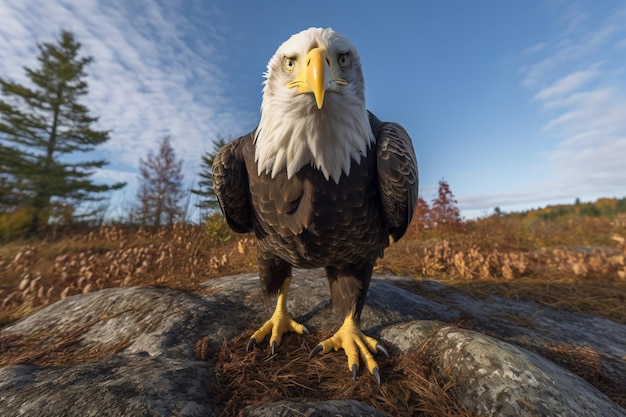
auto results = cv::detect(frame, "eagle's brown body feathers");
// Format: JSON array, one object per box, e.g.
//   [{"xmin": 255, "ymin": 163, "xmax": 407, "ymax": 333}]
[{"xmin": 213, "ymin": 113, "xmax": 418, "ymax": 320}]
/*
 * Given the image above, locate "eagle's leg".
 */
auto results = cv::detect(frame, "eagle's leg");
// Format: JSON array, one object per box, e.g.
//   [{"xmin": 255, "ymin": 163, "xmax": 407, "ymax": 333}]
[
  {"xmin": 246, "ymin": 277, "xmax": 309, "ymax": 354},
  {"xmin": 309, "ymin": 313, "xmax": 389, "ymax": 384},
  {"xmin": 310, "ymin": 266, "xmax": 389, "ymax": 384}
]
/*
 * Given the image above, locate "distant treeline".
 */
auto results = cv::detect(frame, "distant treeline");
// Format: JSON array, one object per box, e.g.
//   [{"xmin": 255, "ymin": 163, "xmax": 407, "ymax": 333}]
[{"xmin": 510, "ymin": 198, "xmax": 626, "ymax": 221}]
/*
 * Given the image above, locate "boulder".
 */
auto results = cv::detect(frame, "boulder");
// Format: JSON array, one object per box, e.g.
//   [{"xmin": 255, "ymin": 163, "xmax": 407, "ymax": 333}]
[{"xmin": 0, "ymin": 269, "xmax": 624, "ymax": 416}]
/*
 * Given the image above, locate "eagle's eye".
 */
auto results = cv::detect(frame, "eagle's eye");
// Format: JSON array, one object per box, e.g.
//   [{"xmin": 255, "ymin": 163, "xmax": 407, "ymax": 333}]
[
  {"xmin": 284, "ymin": 57, "xmax": 296, "ymax": 73},
  {"xmin": 337, "ymin": 52, "xmax": 351, "ymax": 70}
]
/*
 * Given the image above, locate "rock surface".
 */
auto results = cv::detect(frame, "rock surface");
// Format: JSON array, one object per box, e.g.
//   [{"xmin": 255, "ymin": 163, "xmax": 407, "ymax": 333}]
[{"xmin": 0, "ymin": 269, "xmax": 624, "ymax": 417}]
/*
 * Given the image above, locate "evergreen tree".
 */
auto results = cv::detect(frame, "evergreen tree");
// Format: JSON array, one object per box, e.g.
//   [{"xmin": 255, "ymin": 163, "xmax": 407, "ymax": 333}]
[
  {"xmin": 136, "ymin": 135, "xmax": 184, "ymax": 228},
  {"xmin": 191, "ymin": 136, "xmax": 229, "ymax": 213},
  {"xmin": 0, "ymin": 145, "xmax": 23, "ymax": 212},
  {"xmin": 0, "ymin": 30, "xmax": 124, "ymax": 233}
]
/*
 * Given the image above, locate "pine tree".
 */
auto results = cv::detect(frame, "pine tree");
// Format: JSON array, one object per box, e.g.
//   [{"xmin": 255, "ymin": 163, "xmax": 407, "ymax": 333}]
[
  {"xmin": 136, "ymin": 135, "xmax": 184, "ymax": 228},
  {"xmin": 191, "ymin": 136, "xmax": 229, "ymax": 214},
  {"xmin": 430, "ymin": 178, "xmax": 462, "ymax": 230},
  {"xmin": 0, "ymin": 145, "xmax": 24, "ymax": 212},
  {"xmin": 0, "ymin": 30, "xmax": 124, "ymax": 234}
]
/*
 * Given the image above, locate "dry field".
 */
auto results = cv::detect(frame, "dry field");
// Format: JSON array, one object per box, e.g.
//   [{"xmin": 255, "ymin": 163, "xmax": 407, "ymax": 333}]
[
  {"xmin": 0, "ymin": 223, "xmax": 254, "ymax": 325},
  {"xmin": 1, "ymin": 213, "xmax": 625, "ymax": 327}
]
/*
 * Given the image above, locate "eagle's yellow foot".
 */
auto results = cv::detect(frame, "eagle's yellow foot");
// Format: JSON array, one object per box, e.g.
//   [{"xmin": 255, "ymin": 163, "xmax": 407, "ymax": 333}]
[
  {"xmin": 246, "ymin": 277, "xmax": 308, "ymax": 355},
  {"xmin": 309, "ymin": 315, "xmax": 389, "ymax": 385}
]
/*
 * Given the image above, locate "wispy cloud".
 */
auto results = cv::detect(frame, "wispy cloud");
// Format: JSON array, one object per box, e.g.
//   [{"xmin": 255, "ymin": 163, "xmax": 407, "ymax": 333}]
[
  {"xmin": 519, "ymin": 3, "xmax": 626, "ymax": 205},
  {"xmin": 532, "ymin": 68, "xmax": 599, "ymax": 102},
  {"xmin": 0, "ymin": 0, "xmax": 254, "ymax": 204},
  {"xmin": 459, "ymin": 4, "xmax": 626, "ymax": 218}
]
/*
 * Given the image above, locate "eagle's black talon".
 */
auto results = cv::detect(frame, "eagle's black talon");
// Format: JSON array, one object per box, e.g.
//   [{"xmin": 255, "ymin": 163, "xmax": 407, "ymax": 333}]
[
  {"xmin": 373, "ymin": 367, "xmax": 381, "ymax": 385},
  {"xmin": 271, "ymin": 340, "xmax": 277, "ymax": 355},
  {"xmin": 246, "ymin": 338, "xmax": 256, "ymax": 352},
  {"xmin": 376, "ymin": 343, "xmax": 390, "ymax": 358},
  {"xmin": 352, "ymin": 364, "xmax": 358, "ymax": 381},
  {"xmin": 302, "ymin": 325, "xmax": 310, "ymax": 335},
  {"xmin": 309, "ymin": 344, "xmax": 323, "ymax": 359}
]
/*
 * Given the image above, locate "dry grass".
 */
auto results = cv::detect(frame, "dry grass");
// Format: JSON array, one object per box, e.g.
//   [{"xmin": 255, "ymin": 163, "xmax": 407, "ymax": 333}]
[
  {"xmin": 376, "ymin": 239, "xmax": 626, "ymax": 324},
  {"xmin": 537, "ymin": 343, "xmax": 626, "ymax": 408},
  {"xmin": 1, "ymin": 215, "xmax": 625, "ymax": 325},
  {"xmin": 0, "ymin": 310, "xmax": 131, "ymax": 367},
  {"xmin": 376, "ymin": 214, "xmax": 626, "ymax": 324},
  {"xmin": 201, "ymin": 330, "xmax": 476, "ymax": 417},
  {"xmin": 449, "ymin": 278, "xmax": 626, "ymax": 324},
  {"xmin": 0, "ymin": 224, "xmax": 257, "ymax": 326}
]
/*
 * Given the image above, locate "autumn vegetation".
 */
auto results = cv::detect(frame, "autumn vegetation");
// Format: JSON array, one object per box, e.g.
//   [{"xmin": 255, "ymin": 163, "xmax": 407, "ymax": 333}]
[
  {"xmin": 1, "ymin": 193, "xmax": 625, "ymax": 416},
  {"xmin": 2, "ymin": 190, "xmax": 625, "ymax": 328}
]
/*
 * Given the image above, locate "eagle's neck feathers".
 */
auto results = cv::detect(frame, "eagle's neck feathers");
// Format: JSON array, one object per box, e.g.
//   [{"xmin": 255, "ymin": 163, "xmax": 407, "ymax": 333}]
[{"xmin": 254, "ymin": 89, "xmax": 374, "ymax": 184}]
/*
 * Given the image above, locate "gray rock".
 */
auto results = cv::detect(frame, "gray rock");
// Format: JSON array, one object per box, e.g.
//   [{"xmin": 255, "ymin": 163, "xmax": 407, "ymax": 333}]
[
  {"xmin": 0, "ymin": 269, "xmax": 624, "ymax": 417},
  {"xmin": 382, "ymin": 322, "xmax": 624, "ymax": 416},
  {"xmin": 0, "ymin": 287, "xmax": 222, "ymax": 417}
]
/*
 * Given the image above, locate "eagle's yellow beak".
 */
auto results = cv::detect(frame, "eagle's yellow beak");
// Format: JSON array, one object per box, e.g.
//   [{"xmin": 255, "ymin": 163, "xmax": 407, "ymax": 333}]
[
  {"xmin": 306, "ymin": 48, "xmax": 327, "ymax": 109},
  {"xmin": 287, "ymin": 47, "xmax": 340, "ymax": 110}
]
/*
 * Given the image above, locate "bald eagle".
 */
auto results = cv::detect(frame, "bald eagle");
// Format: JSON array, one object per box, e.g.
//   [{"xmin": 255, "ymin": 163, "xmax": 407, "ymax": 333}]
[{"xmin": 213, "ymin": 27, "xmax": 418, "ymax": 384}]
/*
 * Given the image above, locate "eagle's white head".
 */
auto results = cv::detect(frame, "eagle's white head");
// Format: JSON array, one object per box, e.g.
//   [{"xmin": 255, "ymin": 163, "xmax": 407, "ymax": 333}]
[{"xmin": 255, "ymin": 27, "xmax": 374, "ymax": 183}]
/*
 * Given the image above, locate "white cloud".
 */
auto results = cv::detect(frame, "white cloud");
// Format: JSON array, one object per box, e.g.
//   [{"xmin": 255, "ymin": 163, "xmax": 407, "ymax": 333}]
[
  {"xmin": 533, "ymin": 69, "xmax": 598, "ymax": 102},
  {"xmin": 519, "ymin": 3, "xmax": 626, "ymax": 208},
  {"xmin": 522, "ymin": 42, "xmax": 547, "ymax": 57},
  {"xmin": 0, "ymin": 0, "xmax": 255, "ymax": 211}
]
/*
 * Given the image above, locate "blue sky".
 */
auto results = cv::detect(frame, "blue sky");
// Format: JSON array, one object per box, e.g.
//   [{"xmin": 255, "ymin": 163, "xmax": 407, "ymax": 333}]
[{"xmin": 1, "ymin": 1, "xmax": 625, "ymax": 220}]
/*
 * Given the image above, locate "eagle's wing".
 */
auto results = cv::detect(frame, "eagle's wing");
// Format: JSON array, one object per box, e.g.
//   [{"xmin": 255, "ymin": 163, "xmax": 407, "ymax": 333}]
[
  {"xmin": 212, "ymin": 134, "xmax": 254, "ymax": 233},
  {"xmin": 371, "ymin": 112, "xmax": 419, "ymax": 242}
]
